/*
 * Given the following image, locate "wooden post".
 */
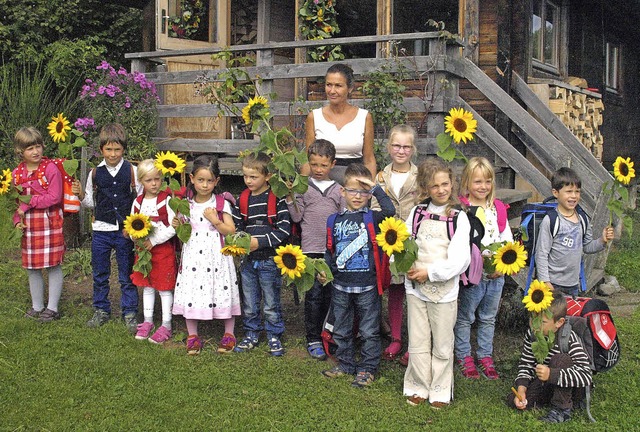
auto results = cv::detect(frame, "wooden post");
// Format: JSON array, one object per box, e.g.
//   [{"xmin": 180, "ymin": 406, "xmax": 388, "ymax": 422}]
[
  {"xmin": 256, "ymin": 0, "xmax": 274, "ymax": 97},
  {"xmin": 460, "ymin": 0, "xmax": 479, "ymax": 63}
]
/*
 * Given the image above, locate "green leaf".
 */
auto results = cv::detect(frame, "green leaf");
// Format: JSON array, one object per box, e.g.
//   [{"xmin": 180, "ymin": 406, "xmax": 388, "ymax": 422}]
[
  {"xmin": 623, "ymin": 215, "xmax": 634, "ymax": 237},
  {"xmin": 436, "ymin": 132, "xmax": 452, "ymax": 150},
  {"xmin": 437, "ymin": 146, "xmax": 456, "ymax": 162},
  {"xmin": 294, "ymin": 272, "xmax": 316, "ymax": 297},
  {"xmin": 62, "ymin": 159, "xmax": 79, "ymax": 178},
  {"xmin": 312, "ymin": 259, "xmax": 334, "ymax": 285},
  {"xmin": 269, "ymin": 177, "xmax": 290, "ymax": 199},
  {"xmin": 169, "ymin": 178, "xmax": 181, "ymax": 192},
  {"xmin": 72, "ymin": 136, "xmax": 87, "ymax": 148},
  {"xmin": 176, "ymin": 223, "xmax": 192, "ymax": 243}
]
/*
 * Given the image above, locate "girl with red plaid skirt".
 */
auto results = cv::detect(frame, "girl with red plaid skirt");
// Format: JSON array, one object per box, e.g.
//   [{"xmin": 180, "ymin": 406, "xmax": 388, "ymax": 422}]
[{"xmin": 12, "ymin": 127, "xmax": 65, "ymax": 323}]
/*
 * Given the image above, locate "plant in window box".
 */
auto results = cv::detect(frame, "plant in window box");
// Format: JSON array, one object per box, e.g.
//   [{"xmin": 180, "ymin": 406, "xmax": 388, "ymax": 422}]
[
  {"xmin": 169, "ymin": 0, "xmax": 207, "ymax": 40},
  {"xmin": 298, "ymin": 0, "xmax": 344, "ymax": 62}
]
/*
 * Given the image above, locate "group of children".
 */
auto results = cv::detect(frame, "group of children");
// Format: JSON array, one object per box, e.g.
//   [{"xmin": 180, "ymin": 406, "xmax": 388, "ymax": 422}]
[{"xmin": 12, "ymin": 121, "xmax": 613, "ymax": 422}]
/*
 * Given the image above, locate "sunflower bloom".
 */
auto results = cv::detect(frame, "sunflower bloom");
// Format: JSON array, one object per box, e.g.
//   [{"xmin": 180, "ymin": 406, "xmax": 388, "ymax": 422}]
[
  {"xmin": 522, "ymin": 280, "xmax": 553, "ymax": 313},
  {"xmin": 241, "ymin": 96, "xmax": 270, "ymax": 125},
  {"xmin": 274, "ymin": 244, "xmax": 306, "ymax": 279},
  {"xmin": 221, "ymin": 244, "xmax": 248, "ymax": 257},
  {"xmin": 47, "ymin": 113, "xmax": 72, "ymax": 143},
  {"xmin": 612, "ymin": 156, "xmax": 635, "ymax": 185},
  {"xmin": 124, "ymin": 213, "xmax": 152, "ymax": 239},
  {"xmin": 444, "ymin": 107, "xmax": 477, "ymax": 144},
  {"xmin": 376, "ymin": 217, "xmax": 409, "ymax": 257},
  {"xmin": 493, "ymin": 242, "xmax": 527, "ymax": 275},
  {"xmin": 155, "ymin": 151, "xmax": 186, "ymax": 176},
  {"xmin": 0, "ymin": 169, "xmax": 11, "ymax": 195}
]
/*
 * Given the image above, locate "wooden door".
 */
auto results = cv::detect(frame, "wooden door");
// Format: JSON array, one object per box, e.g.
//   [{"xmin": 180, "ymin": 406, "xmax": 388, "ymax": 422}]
[{"xmin": 157, "ymin": 0, "xmax": 230, "ymax": 138}]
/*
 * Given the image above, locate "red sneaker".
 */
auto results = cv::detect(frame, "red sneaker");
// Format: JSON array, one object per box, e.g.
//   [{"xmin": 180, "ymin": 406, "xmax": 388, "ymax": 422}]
[
  {"xmin": 477, "ymin": 356, "xmax": 499, "ymax": 380},
  {"xmin": 457, "ymin": 356, "xmax": 480, "ymax": 379}
]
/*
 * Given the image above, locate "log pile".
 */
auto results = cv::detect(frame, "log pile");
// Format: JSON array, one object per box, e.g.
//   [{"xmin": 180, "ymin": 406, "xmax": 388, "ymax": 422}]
[
  {"xmin": 546, "ymin": 86, "xmax": 605, "ymax": 161},
  {"xmin": 231, "ymin": 1, "xmax": 258, "ymax": 45}
]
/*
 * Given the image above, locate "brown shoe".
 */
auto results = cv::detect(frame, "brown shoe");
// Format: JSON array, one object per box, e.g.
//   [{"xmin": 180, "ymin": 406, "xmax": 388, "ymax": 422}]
[
  {"xmin": 407, "ymin": 395, "xmax": 426, "ymax": 406},
  {"xmin": 430, "ymin": 401, "xmax": 450, "ymax": 410},
  {"xmin": 39, "ymin": 308, "xmax": 61, "ymax": 322}
]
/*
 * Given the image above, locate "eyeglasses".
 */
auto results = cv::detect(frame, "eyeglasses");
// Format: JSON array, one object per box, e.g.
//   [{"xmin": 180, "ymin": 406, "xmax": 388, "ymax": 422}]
[
  {"xmin": 344, "ymin": 188, "xmax": 372, "ymax": 197},
  {"xmin": 390, "ymin": 144, "xmax": 413, "ymax": 153}
]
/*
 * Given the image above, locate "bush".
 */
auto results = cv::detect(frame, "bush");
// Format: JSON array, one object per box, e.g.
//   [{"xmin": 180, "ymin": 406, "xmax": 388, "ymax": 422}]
[
  {"xmin": 78, "ymin": 61, "xmax": 160, "ymax": 161},
  {"xmin": 44, "ymin": 37, "xmax": 107, "ymax": 88}
]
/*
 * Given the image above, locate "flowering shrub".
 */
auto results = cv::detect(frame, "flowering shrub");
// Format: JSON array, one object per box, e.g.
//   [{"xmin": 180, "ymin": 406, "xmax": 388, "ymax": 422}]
[
  {"xmin": 169, "ymin": 0, "xmax": 206, "ymax": 40},
  {"xmin": 78, "ymin": 61, "xmax": 159, "ymax": 161},
  {"xmin": 298, "ymin": 0, "xmax": 344, "ymax": 62}
]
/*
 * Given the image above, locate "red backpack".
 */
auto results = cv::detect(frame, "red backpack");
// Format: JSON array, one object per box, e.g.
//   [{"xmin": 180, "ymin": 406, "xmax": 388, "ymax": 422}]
[{"xmin": 238, "ymin": 188, "xmax": 300, "ymax": 246}]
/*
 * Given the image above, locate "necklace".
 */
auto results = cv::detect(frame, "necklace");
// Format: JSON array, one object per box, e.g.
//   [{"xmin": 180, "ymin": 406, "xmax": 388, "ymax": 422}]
[
  {"xmin": 391, "ymin": 166, "xmax": 409, "ymax": 173},
  {"xmin": 559, "ymin": 210, "xmax": 576, "ymax": 218}
]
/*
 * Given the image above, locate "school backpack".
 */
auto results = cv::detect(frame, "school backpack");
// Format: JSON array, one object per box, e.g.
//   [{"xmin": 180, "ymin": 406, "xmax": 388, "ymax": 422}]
[
  {"xmin": 458, "ymin": 196, "xmax": 509, "ymax": 234},
  {"xmin": 557, "ymin": 297, "xmax": 620, "ymax": 422},
  {"xmin": 411, "ymin": 198, "xmax": 485, "ymax": 287},
  {"xmin": 321, "ymin": 209, "xmax": 390, "ymax": 360},
  {"xmin": 238, "ymin": 188, "xmax": 301, "ymax": 247},
  {"xmin": 519, "ymin": 197, "xmax": 589, "ymax": 293}
]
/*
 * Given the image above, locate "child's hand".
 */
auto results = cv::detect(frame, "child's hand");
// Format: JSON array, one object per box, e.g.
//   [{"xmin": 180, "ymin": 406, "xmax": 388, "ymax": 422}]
[
  {"xmin": 171, "ymin": 216, "xmax": 181, "ymax": 228},
  {"xmin": 486, "ymin": 271, "xmax": 502, "ymax": 279},
  {"xmin": 143, "ymin": 239, "xmax": 153, "ymax": 251},
  {"xmin": 406, "ymin": 267, "xmax": 429, "ymax": 284},
  {"xmin": 203, "ymin": 207, "xmax": 220, "ymax": 225},
  {"xmin": 122, "ymin": 229, "xmax": 130, "ymax": 239},
  {"xmin": 249, "ymin": 237, "xmax": 259, "ymax": 252},
  {"xmin": 355, "ymin": 177, "xmax": 375, "ymax": 190},
  {"xmin": 17, "ymin": 208, "xmax": 25, "ymax": 218},
  {"xmin": 71, "ymin": 179, "xmax": 83, "ymax": 198},
  {"xmin": 514, "ymin": 387, "xmax": 528, "ymax": 410},
  {"xmin": 545, "ymin": 281, "xmax": 554, "ymax": 291},
  {"xmin": 602, "ymin": 226, "xmax": 614, "ymax": 243},
  {"xmin": 14, "ymin": 220, "xmax": 26, "ymax": 231},
  {"xmin": 317, "ymin": 271, "xmax": 327, "ymax": 285},
  {"xmin": 535, "ymin": 364, "xmax": 550, "ymax": 382}
]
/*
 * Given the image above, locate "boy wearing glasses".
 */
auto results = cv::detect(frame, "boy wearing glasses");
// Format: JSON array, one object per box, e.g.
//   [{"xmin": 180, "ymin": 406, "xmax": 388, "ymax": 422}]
[{"xmin": 321, "ymin": 163, "xmax": 395, "ymax": 387}]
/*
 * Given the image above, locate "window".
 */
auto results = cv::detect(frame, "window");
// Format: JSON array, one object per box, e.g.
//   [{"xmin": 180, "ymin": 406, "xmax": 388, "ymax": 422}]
[
  {"xmin": 606, "ymin": 42, "xmax": 621, "ymax": 92},
  {"xmin": 531, "ymin": 0, "xmax": 560, "ymax": 70}
]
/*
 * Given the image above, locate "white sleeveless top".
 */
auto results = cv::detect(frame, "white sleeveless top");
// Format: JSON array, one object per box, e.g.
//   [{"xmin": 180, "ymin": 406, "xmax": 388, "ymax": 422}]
[{"xmin": 312, "ymin": 107, "xmax": 368, "ymax": 159}]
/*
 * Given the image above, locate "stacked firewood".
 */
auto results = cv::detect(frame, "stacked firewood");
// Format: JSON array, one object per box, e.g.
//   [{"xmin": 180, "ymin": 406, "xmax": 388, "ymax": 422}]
[{"xmin": 231, "ymin": 1, "xmax": 258, "ymax": 45}]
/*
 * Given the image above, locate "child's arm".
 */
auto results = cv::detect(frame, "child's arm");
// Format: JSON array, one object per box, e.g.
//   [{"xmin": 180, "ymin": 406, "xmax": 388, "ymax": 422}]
[
  {"xmin": 513, "ymin": 329, "xmax": 537, "ymax": 408},
  {"xmin": 73, "ymin": 172, "xmax": 95, "ymax": 209},
  {"xmin": 203, "ymin": 207, "xmax": 236, "ymax": 236},
  {"xmin": 534, "ymin": 215, "xmax": 553, "ymax": 288},
  {"xmin": 370, "ymin": 184, "xmax": 396, "ymax": 220},
  {"xmin": 286, "ymin": 192, "xmax": 304, "ymax": 223},
  {"xmin": 583, "ymin": 222, "xmax": 613, "ymax": 254},
  {"xmin": 19, "ymin": 162, "xmax": 63, "ymax": 213},
  {"xmin": 546, "ymin": 332, "xmax": 593, "ymax": 388},
  {"xmin": 147, "ymin": 200, "xmax": 177, "ymax": 248},
  {"xmin": 255, "ymin": 197, "xmax": 291, "ymax": 251}
]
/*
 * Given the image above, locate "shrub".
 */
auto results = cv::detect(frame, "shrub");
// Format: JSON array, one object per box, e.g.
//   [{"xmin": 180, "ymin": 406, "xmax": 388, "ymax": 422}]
[{"xmin": 78, "ymin": 61, "xmax": 160, "ymax": 161}]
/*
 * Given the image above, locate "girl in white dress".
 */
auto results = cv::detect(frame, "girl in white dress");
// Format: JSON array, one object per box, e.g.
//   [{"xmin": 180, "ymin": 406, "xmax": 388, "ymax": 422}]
[{"xmin": 172, "ymin": 155, "xmax": 241, "ymax": 355}]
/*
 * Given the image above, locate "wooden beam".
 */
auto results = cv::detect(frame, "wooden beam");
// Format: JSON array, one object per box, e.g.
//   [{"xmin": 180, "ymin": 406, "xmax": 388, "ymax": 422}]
[{"xmin": 153, "ymin": 138, "xmax": 256, "ymax": 154}]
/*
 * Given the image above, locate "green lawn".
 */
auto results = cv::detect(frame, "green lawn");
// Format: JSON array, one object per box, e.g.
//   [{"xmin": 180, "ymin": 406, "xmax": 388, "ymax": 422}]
[{"xmin": 1, "ymin": 250, "xmax": 638, "ymax": 432}]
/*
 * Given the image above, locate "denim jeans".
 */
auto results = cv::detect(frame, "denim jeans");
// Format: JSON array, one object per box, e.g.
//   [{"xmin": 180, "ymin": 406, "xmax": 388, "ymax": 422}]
[
  {"xmin": 332, "ymin": 286, "xmax": 381, "ymax": 375},
  {"xmin": 91, "ymin": 230, "xmax": 138, "ymax": 316},
  {"xmin": 240, "ymin": 259, "xmax": 284, "ymax": 339},
  {"xmin": 304, "ymin": 278, "xmax": 332, "ymax": 344},
  {"xmin": 554, "ymin": 284, "xmax": 579, "ymax": 297},
  {"xmin": 454, "ymin": 275, "xmax": 505, "ymax": 359}
]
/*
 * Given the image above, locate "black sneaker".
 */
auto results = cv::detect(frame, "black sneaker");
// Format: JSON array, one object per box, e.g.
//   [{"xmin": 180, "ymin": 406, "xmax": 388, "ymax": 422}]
[
  {"xmin": 540, "ymin": 408, "xmax": 572, "ymax": 423},
  {"xmin": 86, "ymin": 309, "xmax": 110, "ymax": 328},
  {"xmin": 123, "ymin": 313, "xmax": 138, "ymax": 334}
]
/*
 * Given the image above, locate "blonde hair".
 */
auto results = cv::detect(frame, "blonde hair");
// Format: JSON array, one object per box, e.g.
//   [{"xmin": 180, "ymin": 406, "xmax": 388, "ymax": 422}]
[
  {"xmin": 14, "ymin": 127, "xmax": 44, "ymax": 155},
  {"xmin": 136, "ymin": 159, "xmax": 160, "ymax": 182},
  {"xmin": 386, "ymin": 124, "xmax": 417, "ymax": 154},
  {"xmin": 460, "ymin": 157, "xmax": 496, "ymax": 204},
  {"xmin": 242, "ymin": 151, "xmax": 270, "ymax": 176},
  {"xmin": 417, "ymin": 157, "xmax": 458, "ymax": 214}
]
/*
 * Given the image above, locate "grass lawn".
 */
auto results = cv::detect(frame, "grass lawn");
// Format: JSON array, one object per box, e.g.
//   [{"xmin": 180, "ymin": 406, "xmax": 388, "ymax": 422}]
[{"xmin": 1, "ymin": 246, "xmax": 639, "ymax": 432}]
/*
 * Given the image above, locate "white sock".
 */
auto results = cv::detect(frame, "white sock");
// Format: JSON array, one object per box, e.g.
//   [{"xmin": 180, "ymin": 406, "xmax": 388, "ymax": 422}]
[
  {"xmin": 27, "ymin": 269, "xmax": 45, "ymax": 311},
  {"xmin": 143, "ymin": 287, "xmax": 155, "ymax": 323},
  {"xmin": 159, "ymin": 290, "xmax": 173, "ymax": 330}
]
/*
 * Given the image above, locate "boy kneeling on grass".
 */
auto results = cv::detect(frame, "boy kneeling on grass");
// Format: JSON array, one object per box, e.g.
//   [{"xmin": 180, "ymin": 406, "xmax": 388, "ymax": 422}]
[{"xmin": 509, "ymin": 292, "xmax": 592, "ymax": 423}]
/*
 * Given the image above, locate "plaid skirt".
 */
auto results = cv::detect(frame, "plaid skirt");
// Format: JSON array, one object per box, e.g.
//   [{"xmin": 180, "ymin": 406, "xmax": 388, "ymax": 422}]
[{"xmin": 21, "ymin": 206, "xmax": 65, "ymax": 269}]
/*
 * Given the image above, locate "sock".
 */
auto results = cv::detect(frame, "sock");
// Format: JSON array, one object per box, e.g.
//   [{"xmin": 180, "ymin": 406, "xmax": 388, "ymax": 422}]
[
  {"xmin": 159, "ymin": 290, "xmax": 173, "ymax": 330},
  {"xmin": 186, "ymin": 319, "xmax": 198, "ymax": 336},
  {"xmin": 223, "ymin": 317, "xmax": 235, "ymax": 336},
  {"xmin": 143, "ymin": 287, "xmax": 155, "ymax": 323},
  {"xmin": 27, "ymin": 269, "xmax": 45, "ymax": 311},
  {"xmin": 46, "ymin": 265, "xmax": 63, "ymax": 312}
]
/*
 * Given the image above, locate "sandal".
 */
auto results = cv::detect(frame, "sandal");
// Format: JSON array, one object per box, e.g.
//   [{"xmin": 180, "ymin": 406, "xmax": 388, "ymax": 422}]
[
  {"xmin": 383, "ymin": 339, "xmax": 402, "ymax": 360},
  {"xmin": 307, "ymin": 341, "xmax": 327, "ymax": 360}
]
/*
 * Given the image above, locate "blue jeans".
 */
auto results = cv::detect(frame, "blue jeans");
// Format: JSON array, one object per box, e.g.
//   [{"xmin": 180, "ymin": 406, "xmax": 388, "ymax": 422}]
[
  {"xmin": 454, "ymin": 276, "xmax": 505, "ymax": 359},
  {"xmin": 554, "ymin": 284, "xmax": 579, "ymax": 297},
  {"xmin": 91, "ymin": 230, "xmax": 138, "ymax": 316},
  {"xmin": 332, "ymin": 286, "xmax": 381, "ymax": 375},
  {"xmin": 240, "ymin": 259, "xmax": 284, "ymax": 339}
]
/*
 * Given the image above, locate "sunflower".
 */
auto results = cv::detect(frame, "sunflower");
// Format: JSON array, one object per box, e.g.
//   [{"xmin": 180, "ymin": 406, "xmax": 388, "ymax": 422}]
[
  {"xmin": 47, "ymin": 113, "xmax": 72, "ymax": 143},
  {"xmin": 221, "ymin": 244, "xmax": 248, "ymax": 257},
  {"xmin": 376, "ymin": 217, "xmax": 409, "ymax": 257},
  {"xmin": 493, "ymin": 242, "xmax": 527, "ymax": 276},
  {"xmin": 444, "ymin": 107, "xmax": 477, "ymax": 144},
  {"xmin": 0, "ymin": 169, "xmax": 11, "ymax": 195},
  {"xmin": 274, "ymin": 244, "xmax": 306, "ymax": 279},
  {"xmin": 155, "ymin": 151, "xmax": 186, "ymax": 176},
  {"xmin": 612, "ymin": 156, "xmax": 636, "ymax": 185},
  {"xmin": 522, "ymin": 280, "xmax": 553, "ymax": 313},
  {"xmin": 241, "ymin": 96, "xmax": 270, "ymax": 125},
  {"xmin": 123, "ymin": 213, "xmax": 152, "ymax": 239}
]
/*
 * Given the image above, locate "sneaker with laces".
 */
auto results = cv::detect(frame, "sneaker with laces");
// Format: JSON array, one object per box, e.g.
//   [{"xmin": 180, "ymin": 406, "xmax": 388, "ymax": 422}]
[
  {"xmin": 477, "ymin": 356, "xmax": 499, "ymax": 380},
  {"xmin": 307, "ymin": 341, "xmax": 327, "ymax": 360},
  {"xmin": 268, "ymin": 337, "xmax": 284, "ymax": 357},
  {"xmin": 351, "ymin": 371, "xmax": 374, "ymax": 388},
  {"xmin": 149, "ymin": 326, "xmax": 172, "ymax": 344},
  {"xmin": 217, "ymin": 333, "xmax": 236, "ymax": 353},
  {"xmin": 322, "ymin": 365, "xmax": 347, "ymax": 379},
  {"xmin": 457, "ymin": 356, "xmax": 480, "ymax": 379},
  {"xmin": 234, "ymin": 336, "xmax": 259, "ymax": 353},
  {"xmin": 25, "ymin": 308, "xmax": 44, "ymax": 319},
  {"xmin": 135, "ymin": 322, "xmax": 154, "ymax": 340},
  {"xmin": 86, "ymin": 309, "xmax": 110, "ymax": 328},
  {"xmin": 186, "ymin": 335, "xmax": 203, "ymax": 355},
  {"xmin": 540, "ymin": 407, "xmax": 572, "ymax": 423},
  {"xmin": 38, "ymin": 308, "xmax": 61, "ymax": 323},
  {"xmin": 123, "ymin": 313, "xmax": 138, "ymax": 335}
]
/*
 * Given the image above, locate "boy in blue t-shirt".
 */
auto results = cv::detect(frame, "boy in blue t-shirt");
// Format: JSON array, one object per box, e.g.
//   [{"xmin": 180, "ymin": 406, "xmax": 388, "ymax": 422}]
[{"xmin": 321, "ymin": 163, "xmax": 395, "ymax": 387}]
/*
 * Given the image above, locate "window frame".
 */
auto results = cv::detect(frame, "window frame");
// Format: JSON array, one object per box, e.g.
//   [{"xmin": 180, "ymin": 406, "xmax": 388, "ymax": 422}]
[
  {"xmin": 605, "ymin": 41, "xmax": 622, "ymax": 94},
  {"xmin": 531, "ymin": 0, "xmax": 563, "ymax": 75}
]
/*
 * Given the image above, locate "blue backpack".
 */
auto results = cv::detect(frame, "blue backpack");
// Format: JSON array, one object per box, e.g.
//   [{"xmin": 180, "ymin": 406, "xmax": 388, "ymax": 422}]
[{"xmin": 519, "ymin": 197, "xmax": 589, "ymax": 293}]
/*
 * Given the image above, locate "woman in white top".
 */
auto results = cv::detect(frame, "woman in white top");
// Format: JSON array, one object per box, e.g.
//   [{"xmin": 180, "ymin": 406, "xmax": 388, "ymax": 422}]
[{"xmin": 304, "ymin": 64, "xmax": 376, "ymax": 183}]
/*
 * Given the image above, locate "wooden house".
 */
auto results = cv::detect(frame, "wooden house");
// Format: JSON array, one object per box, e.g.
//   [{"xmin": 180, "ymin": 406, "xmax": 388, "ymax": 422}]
[{"xmin": 121, "ymin": 0, "xmax": 639, "ymax": 288}]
